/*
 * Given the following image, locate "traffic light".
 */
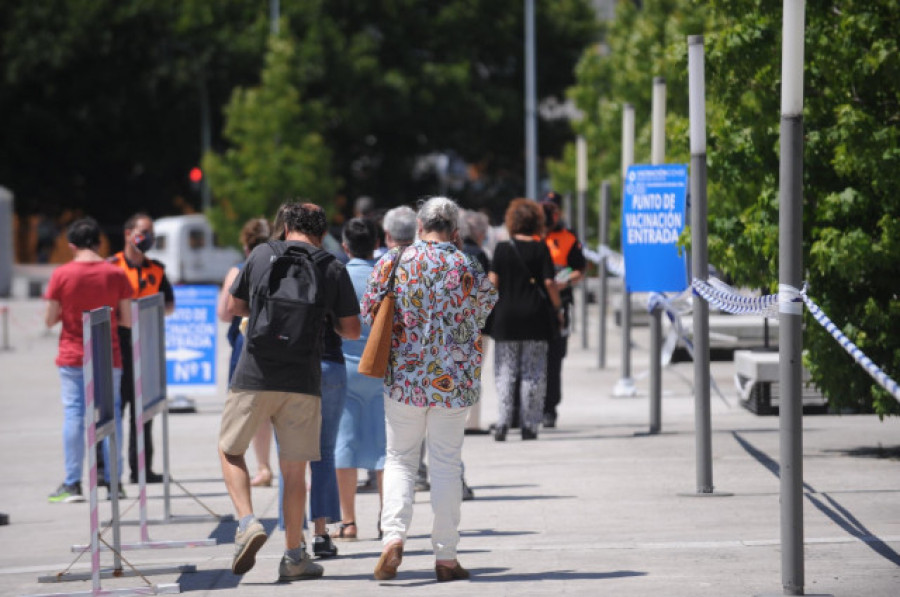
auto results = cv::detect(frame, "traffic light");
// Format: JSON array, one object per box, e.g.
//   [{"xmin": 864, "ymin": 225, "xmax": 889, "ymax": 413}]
[{"xmin": 189, "ymin": 167, "xmax": 203, "ymax": 184}]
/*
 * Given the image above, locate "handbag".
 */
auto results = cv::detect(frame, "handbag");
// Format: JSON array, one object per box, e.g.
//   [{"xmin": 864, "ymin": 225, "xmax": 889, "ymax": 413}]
[
  {"xmin": 508, "ymin": 240, "xmax": 560, "ymax": 339},
  {"xmin": 358, "ymin": 249, "xmax": 406, "ymax": 378}
]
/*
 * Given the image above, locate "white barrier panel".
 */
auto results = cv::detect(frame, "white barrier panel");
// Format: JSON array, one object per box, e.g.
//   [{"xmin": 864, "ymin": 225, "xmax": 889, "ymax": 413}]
[
  {"xmin": 72, "ymin": 294, "xmax": 216, "ymax": 556},
  {"xmin": 31, "ymin": 307, "xmax": 179, "ymax": 595}
]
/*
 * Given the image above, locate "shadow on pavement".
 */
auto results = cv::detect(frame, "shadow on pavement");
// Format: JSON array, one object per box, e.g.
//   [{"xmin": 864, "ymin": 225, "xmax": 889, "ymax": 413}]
[
  {"xmin": 733, "ymin": 431, "xmax": 900, "ymax": 567},
  {"xmin": 374, "ymin": 567, "xmax": 647, "ymax": 587}
]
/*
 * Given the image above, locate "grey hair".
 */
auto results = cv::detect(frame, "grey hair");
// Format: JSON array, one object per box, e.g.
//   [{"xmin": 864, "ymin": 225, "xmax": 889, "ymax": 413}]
[
  {"xmin": 382, "ymin": 205, "xmax": 417, "ymax": 243},
  {"xmin": 463, "ymin": 210, "xmax": 488, "ymax": 242},
  {"xmin": 457, "ymin": 211, "xmax": 471, "ymax": 241},
  {"xmin": 417, "ymin": 196, "xmax": 459, "ymax": 234}
]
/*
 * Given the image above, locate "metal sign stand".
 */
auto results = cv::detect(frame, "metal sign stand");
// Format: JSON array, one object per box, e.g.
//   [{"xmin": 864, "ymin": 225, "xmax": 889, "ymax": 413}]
[
  {"xmin": 31, "ymin": 307, "xmax": 179, "ymax": 595},
  {"xmin": 71, "ymin": 295, "xmax": 217, "ymax": 555}
]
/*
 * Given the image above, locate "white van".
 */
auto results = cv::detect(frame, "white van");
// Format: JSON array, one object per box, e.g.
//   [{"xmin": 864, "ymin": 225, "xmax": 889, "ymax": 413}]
[{"xmin": 146, "ymin": 214, "xmax": 242, "ymax": 284}]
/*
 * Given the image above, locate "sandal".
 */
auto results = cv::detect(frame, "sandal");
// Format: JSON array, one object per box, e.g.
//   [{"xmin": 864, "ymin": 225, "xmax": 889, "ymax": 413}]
[{"xmin": 330, "ymin": 520, "xmax": 357, "ymax": 541}]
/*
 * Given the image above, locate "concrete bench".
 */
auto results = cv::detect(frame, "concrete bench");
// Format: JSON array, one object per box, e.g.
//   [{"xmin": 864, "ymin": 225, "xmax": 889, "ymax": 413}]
[{"xmin": 733, "ymin": 349, "xmax": 828, "ymax": 414}]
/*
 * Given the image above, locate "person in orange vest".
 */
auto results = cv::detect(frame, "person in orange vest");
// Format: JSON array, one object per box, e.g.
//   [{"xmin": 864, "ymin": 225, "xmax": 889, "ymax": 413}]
[
  {"xmin": 540, "ymin": 192, "xmax": 586, "ymax": 429},
  {"xmin": 107, "ymin": 213, "xmax": 175, "ymax": 485}
]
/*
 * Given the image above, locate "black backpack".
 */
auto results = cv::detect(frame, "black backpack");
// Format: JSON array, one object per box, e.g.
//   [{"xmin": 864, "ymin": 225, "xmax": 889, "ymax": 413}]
[{"xmin": 246, "ymin": 241, "xmax": 330, "ymax": 364}]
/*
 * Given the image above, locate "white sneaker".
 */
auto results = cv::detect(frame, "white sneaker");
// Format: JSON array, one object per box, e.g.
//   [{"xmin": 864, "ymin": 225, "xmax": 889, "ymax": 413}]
[{"xmin": 232, "ymin": 519, "xmax": 267, "ymax": 575}]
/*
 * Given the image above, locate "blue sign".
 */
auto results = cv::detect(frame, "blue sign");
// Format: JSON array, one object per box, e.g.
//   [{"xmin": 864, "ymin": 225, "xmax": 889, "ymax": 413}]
[
  {"xmin": 622, "ymin": 164, "xmax": 689, "ymax": 293},
  {"xmin": 165, "ymin": 285, "xmax": 218, "ymax": 395}
]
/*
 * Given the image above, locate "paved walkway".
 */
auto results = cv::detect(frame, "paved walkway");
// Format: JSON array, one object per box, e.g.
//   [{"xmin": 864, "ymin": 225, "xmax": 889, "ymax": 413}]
[{"xmin": 0, "ymin": 295, "xmax": 898, "ymax": 596}]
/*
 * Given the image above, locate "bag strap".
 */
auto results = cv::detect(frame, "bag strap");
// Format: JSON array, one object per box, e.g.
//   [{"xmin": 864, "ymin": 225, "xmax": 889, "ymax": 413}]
[
  {"xmin": 385, "ymin": 247, "xmax": 407, "ymax": 295},
  {"xmin": 508, "ymin": 240, "xmax": 551, "ymax": 302}
]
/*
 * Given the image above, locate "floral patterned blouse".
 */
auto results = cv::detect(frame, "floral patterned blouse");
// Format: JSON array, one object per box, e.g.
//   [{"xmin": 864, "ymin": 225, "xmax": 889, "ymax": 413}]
[{"xmin": 361, "ymin": 240, "xmax": 498, "ymax": 408}]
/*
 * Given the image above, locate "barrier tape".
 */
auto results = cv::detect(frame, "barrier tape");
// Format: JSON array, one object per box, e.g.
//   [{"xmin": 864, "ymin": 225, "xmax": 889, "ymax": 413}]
[
  {"xmin": 691, "ymin": 277, "xmax": 900, "ymax": 405},
  {"xmin": 584, "ymin": 244, "xmax": 625, "ymax": 278},
  {"xmin": 691, "ymin": 278, "xmax": 779, "ymax": 318},
  {"xmin": 645, "ymin": 290, "xmax": 727, "ymax": 402},
  {"xmin": 801, "ymin": 292, "xmax": 900, "ymax": 404}
]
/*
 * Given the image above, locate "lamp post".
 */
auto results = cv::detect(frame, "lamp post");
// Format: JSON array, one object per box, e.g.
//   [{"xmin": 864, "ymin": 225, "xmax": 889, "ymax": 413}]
[
  {"xmin": 524, "ymin": 0, "xmax": 538, "ymax": 200},
  {"xmin": 778, "ymin": 1, "xmax": 807, "ymax": 594},
  {"xmin": 613, "ymin": 104, "xmax": 636, "ymax": 397}
]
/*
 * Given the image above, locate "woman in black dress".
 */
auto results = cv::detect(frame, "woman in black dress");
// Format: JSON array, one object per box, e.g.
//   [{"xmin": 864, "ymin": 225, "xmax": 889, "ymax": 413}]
[{"xmin": 487, "ymin": 198, "xmax": 562, "ymax": 441}]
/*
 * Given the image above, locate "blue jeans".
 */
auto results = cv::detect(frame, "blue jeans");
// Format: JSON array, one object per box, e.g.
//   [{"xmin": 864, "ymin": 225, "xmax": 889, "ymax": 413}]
[
  {"xmin": 278, "ymin": 359, "xmax": 347, "ymax": 529},
  {"xmin": 60, "ymin": 366, "xmax": 123, "ymax": 485}
]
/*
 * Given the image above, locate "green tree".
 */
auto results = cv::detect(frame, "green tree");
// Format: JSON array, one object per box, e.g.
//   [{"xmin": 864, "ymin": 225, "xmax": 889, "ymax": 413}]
[
  {"xmin": 703, "ymin": 0, "xmax": 900, "ymax": 415},
  {"xmin": 0, "ymin": 0, "xmax": 267, "ymax": 229},
  {"xmin": 556, "ymin": 0, "xmax": 900, "ymax": 415},
  {"xmin": 280, "ymin": 0, "xmax": 599, "ymax": 217},
  {"xmin": 548, "ymin": 0, "xmax": 706, "ymax": 244},
  {"xmin": 203, "ymin": 33, "xmax": 337, "ymax": 247}
]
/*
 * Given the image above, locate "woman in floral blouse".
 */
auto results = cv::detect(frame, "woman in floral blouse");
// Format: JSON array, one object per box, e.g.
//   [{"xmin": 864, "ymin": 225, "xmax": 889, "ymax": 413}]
[{"xmin": 361, "ymin": 196, "xmax": 497, "ymax": 582}]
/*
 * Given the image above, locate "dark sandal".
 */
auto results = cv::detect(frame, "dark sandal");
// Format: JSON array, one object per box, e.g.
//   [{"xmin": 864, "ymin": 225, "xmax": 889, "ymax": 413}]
[{"xmin": 330, "ymin": 520, "xmax": 357, "ymax": 541}]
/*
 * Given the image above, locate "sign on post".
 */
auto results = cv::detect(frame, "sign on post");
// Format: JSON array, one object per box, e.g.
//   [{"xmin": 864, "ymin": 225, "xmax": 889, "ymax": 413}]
[
  {"xmin": 165, "ymin": 285, "xmax": 218, "ymax": 395},
  {"xmin": 622, "ymin": 164, "xmax": 689, "ymax": 293}
]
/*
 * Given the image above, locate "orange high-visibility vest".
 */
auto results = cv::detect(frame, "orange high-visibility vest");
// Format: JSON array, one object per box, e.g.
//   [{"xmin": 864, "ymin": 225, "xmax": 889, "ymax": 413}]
[
  {"xmin": 545, "ymin": 228, "xmax": 579, "ymax": 268},
  {"xmin": 109, "ymin": 252, "xmax": 166, "ymax": 298}
]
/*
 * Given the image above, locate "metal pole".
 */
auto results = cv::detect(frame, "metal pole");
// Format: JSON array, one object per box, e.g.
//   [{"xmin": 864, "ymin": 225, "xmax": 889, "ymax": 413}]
[
  {"xmin": 577, "ymin": 136, "xmax": 589, "ymax": 349},
  {"xmin": 598, "ymin": 182, "xmax": 610, "ymax": 368},
  {"xmin": 524, "ymin": 0, "xmax": 538, "ymax": 200},
  {"xmin": 613, "ymin": 104, "xmax": 635, "ymax": 396},
  {"xmin": 778, "ymin": 2, "xmax": 806, "ymax": 594},
  {"xmin": 0, "ymin": 187, "xmax": 13, "ymax": 299},
  {"xmin": 270, "ymin": 0, "xmax": 280, "ymax": 35},
  {"xmin": 689, "ymin": 36, "xmax": 714, "ymax": 493},
  {"xmin": 199, "ymin": 78, "xmax": 212, "ymax": 213},
  {"xmin": 649, "ymin": 308, "xmax": 662, "ymax": 433},
  {"xmin": 648, "ymin": 78, "xmax": 666, "ymax": 429}
]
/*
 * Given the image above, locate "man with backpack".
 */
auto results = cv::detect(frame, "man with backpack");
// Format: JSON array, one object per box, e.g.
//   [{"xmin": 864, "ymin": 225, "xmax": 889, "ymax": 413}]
[{"xmin": 220, "ymin": 202, "xmax": 361, "ymax": 581}]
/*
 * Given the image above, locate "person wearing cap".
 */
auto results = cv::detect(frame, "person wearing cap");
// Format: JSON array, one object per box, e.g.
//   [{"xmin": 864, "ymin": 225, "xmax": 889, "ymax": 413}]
[{"xmin": 540, "ymin": 192, "xmax": 586, "ymax": 428}]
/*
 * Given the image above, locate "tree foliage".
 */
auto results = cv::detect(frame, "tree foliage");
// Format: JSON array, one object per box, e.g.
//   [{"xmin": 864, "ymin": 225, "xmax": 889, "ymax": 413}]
[
  {"xmin": 203, "ymin": 33, "xmax": 336, "ymax": 247},
  {"xmin": 275, "ymin": 0, "xmax": 599, "ymax": 217},
  {"xmin": 0, "ymin": 0, "xmax": 267, "ymax": 231},
  {"xmin": 0, "ymin": 0, "xmax": 597, "ymax": 242},
  {"xmin": 555, "ymin": 0, "xmax": 900, "ymax": 415}
]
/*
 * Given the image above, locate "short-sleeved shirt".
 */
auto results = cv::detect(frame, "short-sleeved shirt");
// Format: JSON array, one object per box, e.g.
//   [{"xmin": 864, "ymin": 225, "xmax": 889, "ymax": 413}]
[
  {"xmin": 341, "ymin": 257, "xmax": 378, "ymax": 359},
  {"xmin": 229, "ymin": 240, "xmax": 359, "ymax": 395},
  {"xmin": 488, "ymin": 239, "xmax": 556, "ymax": 341},
  {"xmin": 361, "ymin": 241, "xmax": 498, "ymax": 408},
  {"xmin": 45, "ymin": 260, "xmax": 133, "ymax": 368}
]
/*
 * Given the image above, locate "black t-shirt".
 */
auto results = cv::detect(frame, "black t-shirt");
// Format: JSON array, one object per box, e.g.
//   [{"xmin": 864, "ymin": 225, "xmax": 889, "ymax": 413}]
[
  {"xmin": 229, "ymin": 240, "xmax": 359, "ymax": 395},
  {"xmin": 488, "ymin": 239, "xmax": 556, "ymax": 341}
]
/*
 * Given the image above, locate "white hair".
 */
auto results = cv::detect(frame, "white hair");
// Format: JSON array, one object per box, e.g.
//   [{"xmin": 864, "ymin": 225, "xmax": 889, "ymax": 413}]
[{"xmin": 417, "ymin": 196, "xmax": 459, "ymax": 234}]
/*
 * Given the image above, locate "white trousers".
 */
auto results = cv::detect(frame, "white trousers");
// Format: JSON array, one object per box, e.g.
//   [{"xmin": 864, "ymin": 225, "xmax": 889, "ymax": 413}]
[{"xmin": 381, "ymin": 398, "xmax": 469, "ymax": 560}]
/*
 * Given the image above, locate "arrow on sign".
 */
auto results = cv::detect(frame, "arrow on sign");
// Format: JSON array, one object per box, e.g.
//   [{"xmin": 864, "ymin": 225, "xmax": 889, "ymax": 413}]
[{"xmin": 166, "ymin": 347, "xmax": 205, "ymax": 362}]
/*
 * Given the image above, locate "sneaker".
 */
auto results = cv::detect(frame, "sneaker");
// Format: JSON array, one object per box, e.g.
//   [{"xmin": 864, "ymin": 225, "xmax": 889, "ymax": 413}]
[
  {"xmin": 312, "ymin": 534, "xmax": 338, "ymax": 558},
  {"xmin": 48, "ymin": 482, "xmax": 85, "ymax": 503},
  {"xmin": 232, "ymin": 519, "xmax": 268, "ymax": 575},
  {"xmin": 278, "ymin": 551, "xmax": 324, "ymax": 581},
  {"xmin": 98, "ymin": 479, "xmax": 127, "ymax": 500}
]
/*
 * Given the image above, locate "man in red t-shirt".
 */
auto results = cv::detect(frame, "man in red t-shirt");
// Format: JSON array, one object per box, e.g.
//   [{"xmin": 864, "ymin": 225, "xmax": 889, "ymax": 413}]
[{"xmin": 44, "ymin": 218, "xmax": 133, "ymax": 503}]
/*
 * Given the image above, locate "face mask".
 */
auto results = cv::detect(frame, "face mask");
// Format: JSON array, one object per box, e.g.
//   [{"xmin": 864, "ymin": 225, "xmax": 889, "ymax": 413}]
[{"xmin": 133, "ymin": 231, "xmax": 155, "ymax": 253}]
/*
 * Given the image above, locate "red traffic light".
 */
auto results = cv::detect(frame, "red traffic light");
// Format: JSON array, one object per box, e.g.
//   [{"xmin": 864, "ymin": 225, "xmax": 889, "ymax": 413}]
[{"xmin": 189, "ymin": 167, "xmax": 203, "ymax": 183}]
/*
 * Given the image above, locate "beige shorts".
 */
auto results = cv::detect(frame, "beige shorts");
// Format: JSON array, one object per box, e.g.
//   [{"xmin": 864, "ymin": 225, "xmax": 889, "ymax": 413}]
[{"xmin": 219, "ymin": 389, "xmax": 321, "ymax": 462}]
